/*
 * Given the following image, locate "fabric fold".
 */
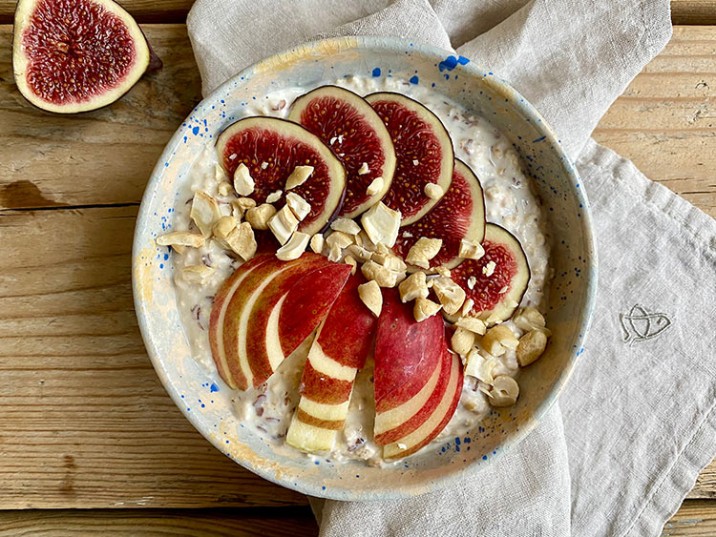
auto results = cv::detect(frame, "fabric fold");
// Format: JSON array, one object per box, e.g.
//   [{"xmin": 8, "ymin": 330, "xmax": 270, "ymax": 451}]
[{"xmin": 186, "ymin": 1, "xmax": 716, "ymax": 535}]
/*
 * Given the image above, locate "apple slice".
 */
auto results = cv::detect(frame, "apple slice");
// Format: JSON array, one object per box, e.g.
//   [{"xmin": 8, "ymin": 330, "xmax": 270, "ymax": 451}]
[
  {"xmin": 246, "ymin": 261, "xmax": 353, "ymax": 388},
  {"xmin": 209, "ymin": 254, "xmax": 274, "ymax": 388},
  {"xmin": 286, "ymin": 274, "xmax": 377, "ymax": 453},
  {"xmin": 383, "ymin": 346, "xmax": 463, "ymax": 459},
  {"xmin": 373, "ymin": 288, "xmax": 445, "ymax": 445},
  {"xmin": 220, "ymin": 253, "xmax": 330, "ymax": 390}
]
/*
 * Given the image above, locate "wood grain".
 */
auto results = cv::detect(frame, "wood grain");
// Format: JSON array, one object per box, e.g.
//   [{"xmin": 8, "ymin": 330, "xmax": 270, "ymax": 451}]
[
  {"xmin": 0, "ymin": 508, "xmax": 318, "ymax": 536},
  {"xmin": 0, "ymin": 24, "xmax": 203, "ymax": 211},
  {"xmin": 0, "ymin": 206, "xmax": 306, "ymax": 509},
  {"xmin": 0, "ymin": 0, "xmax": 711, "ymax": 24},
  {"xmin": 0, "ymin": 0, "xmax": 196, "ymax": 23}
]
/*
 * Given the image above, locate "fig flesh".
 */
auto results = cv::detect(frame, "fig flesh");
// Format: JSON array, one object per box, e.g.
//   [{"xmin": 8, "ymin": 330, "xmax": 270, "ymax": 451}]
[
  {"xmin": 365, "ymin": 92, "xmax": 454, "ymax": 226},
  {"xmin": 216, "ymin": 117, "xmax": 346, "ymax": 235},
  {"xmin": 450, "ymin": 223, "xmax": 530, "ymax": 324},
  {"xmin": 288, "ymin": 85, "xmax": 396, "ymax": 218},
  {"xmin": 393, "ymin": 159, "xmax": 485, "ymax": 269},
  {"xmin": 13, "ymin": 0, "xmax": 161, "ymax": 113}
]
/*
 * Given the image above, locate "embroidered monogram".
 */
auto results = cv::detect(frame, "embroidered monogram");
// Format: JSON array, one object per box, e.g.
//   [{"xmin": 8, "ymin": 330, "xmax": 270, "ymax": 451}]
[{"xmin": 619, "ymin": 304, "xmax": 672, "ymax": 344}]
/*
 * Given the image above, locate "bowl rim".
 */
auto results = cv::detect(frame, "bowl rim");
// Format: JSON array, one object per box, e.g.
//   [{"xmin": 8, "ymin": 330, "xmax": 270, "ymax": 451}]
[{"xmin": 132, "ymin": 35, "xmax": 598, "ymax": 500}]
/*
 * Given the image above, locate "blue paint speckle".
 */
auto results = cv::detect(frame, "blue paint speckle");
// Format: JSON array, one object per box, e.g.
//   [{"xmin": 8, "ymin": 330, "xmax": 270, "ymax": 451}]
[
  {"xmin": 192, "ymin": 126, "xmax": 200, "ymax": 135},
  {"xmin": 372, "ymin": 67, "xmax": 381, "ymax": 77},
  {"xmin": 482, "ymin": 455, "xmax": 488, "ymax": 461},
  {"xmin": 163, "ymin": 253, "xmax": 169, "ymax": 261},
  {"xmin": 438, "ymin": 55, "xmax": 470, "ymax": 73},
  {"xmin": 576, "ymin": 347, "xmax": 586, "ymax": 357},
  {"xmin": 159, "ymin": 263, "xmax": 164, "ymax": 269},
  {"xmin": 314, "ymin": 460, "xmax": 320, "ymax": 465},
  {"xmin": 409, "ymin": 75, "xmax": 419, "ymax": 85},
  {"xmin": 322, "ymin": 486, "xmax": 326, "ymax": 491},
  {"xmin": 210, "ymin": 383, "xmax": 219, "ymax": 393}
]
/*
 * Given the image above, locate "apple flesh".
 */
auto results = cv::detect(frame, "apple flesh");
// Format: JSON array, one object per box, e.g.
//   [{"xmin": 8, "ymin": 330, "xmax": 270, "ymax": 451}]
[
  {"xmin": 287, "ymin": 274, "xmax": 376, "ymax": 453},
  {"xmin": 373, "ymin": 288, "xmax": 445, "ymax": 446}
]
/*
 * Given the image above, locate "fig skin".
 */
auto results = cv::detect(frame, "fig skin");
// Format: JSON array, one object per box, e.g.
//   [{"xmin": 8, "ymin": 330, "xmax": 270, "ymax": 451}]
[{"xmin": 13, "ymin": 0, "xmax": 162, "ymax": 114}]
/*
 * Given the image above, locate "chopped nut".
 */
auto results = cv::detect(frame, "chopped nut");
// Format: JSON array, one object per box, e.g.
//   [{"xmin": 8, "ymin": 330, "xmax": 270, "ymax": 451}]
[
  {"xmin": 406, "ymin": 237, "xmax": 443, "ymax": 269},
  {"xmin": 217, "ymin": 182, "xmax": 233, "ymax": 197},
  {"xmin": 455, "ymin": 316, "xmax": 487, "ymax": 335},
  {"xmin": 516, "ymin": 329, "xmax": 549, "ymax": 367},
  {"xmin": 235, "ymin": 197, "xmax": 257, "ymax": 213},
  {"xmin": 412, "ymin": 159, "xmax": 419, "ymax": 166},
  {"xmin": 451, "ymin": 327, "xmax": 476, "ymax": 356},
  {"xmin": 331, "ymin": 217, "xmax": 361, "ymax": 235},
  {"xmin": 266, "ymin": 190, "xmax": 283, "ymax": 204},
  {"xmin": 156, "ymin": 231, "xmax": 205, "ymax": 249},
  {"xmin": 356, "ymin": 230, "xmax": 378, "ymax": 252},
  {"xmin": 268, "ymin": 206, "xmax": 299, "ymax": 245},
  {"xmin": 467, "ymin": 276, "xmax": 477, "ymax": 290},
  {"xmin": 361, "ymin": 201, "xmax": 401, "ymax": 248},
  {"xmin": 464, "ymin": 349, "xmax": 499, "ymax": 384},
  {"xmin": 433, "ymin": 266, "xmax": 451, "ymax": 278},
  {"xmin": 459, "ymin": 239, "xmax": 485, "ymax": 260},
  {"xmin": 310, "ymin": 233, "xmax": 325, "ymax": 254},
  {"xmin": 382, "ymin": 255, "xmax": 407, "ymax": 274},
  {"xmin": 190, "ymin": 191, "xmax": 221, "ymax": 237},
  {"xmin": 325, "ymin": 231, "xmax": 354, "ymax": 250},
  {"xmin": 482, "ymin": 325, "xmax": 518, "ymax": 356},
  {"xmin": 261, "ymin": 161, "xmax": 269, "ymax": 170},
  {"xmin": 431, "ymin": 277, "xmax": 466, "ymax": 315},
  {"xmin": 487, "ymin": 375, "xmax": 519, "ymax": 407},
  {"xmin": 482, "ymin": 260, "xmax": 497, "ymax": 277},
  {"xmin": 461, "ymin": 298, "xmax": 475, "ymax": 316},
  {"xmin": 214, "ymin": 164, "xmax": 229, "ymax": 183},
  {"xmin": 357, "ymin": 162, "xmax": 370, "ymax": 175},
  {"xmin": 343, "ymin": 255, "xmax": 358, "ymax": 275},
  {"xmin": 361, "ymin": 260, "xmax": 399, "ymax": 288},
  {"xmin": 345, "ymin": 244, "xmax": 372, "ymax": 263},
  {"xmin": 414, "ymin": 297, "xmax": 442, "ymax": 322},
  {"xmin": 233, "ymin": 163, "xmax": 255, "ymax": 196},
  {"xmin": 398, "ymin": 271, "xmax": 429, "ymax": 303},
  {"xmin": 212, "ymin": 215, "xmax": 238, "ymax": 243},
  {"xmin": 424, "ymin": 183, "xmax": 444, "ymax": 200},
  {"xmin": 180, "ymin": 265, "xmax": 215, "ymax": 284},
  {"xmin": 366, "ymin": 176, "xmax": 384, "ymax": 196},
  {"xmin": 358, "ymin": 280, "xmax": 382, "ymax": 317},
  {"xmin": 285, "ymin": 165, "xmax": 314, "ymax": 190},
  {"xmin": 327, "ymin": 242, "xmax": 343, "ymax": 263},
  {"xmin": 245, "ymin": 203, "xmax": 276, "ymax": 230},
  {"xmin": 225, "ymin": 222, "xmax": 258, "ymax": 260},
  {"xmin": 285, "ymin": 192, "xmax": 311, "ymax": 221},
  {"xmin": 276, "ymin": 231, "xmax": 310, "ymax": 261},
  {"xmin": 513, "ymin": 307, "xmax": 547, "ymax": 332}
]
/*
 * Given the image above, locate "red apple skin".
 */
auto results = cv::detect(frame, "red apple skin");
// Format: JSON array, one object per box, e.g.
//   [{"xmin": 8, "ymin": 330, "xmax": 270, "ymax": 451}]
[
  {"xmin": 222, "ymin": 253, "xmax": 329, "ymax": 390},
  {"xmin": 384, "ymin": 347, "xmax": 464, "ymax": 459},
  {"xmin": 375, "ymin": 330, "xmax": 450, "ymax": 446},
  {"xmin": 208, "ymin": 254, "xmax": 274, "ymax": 388},
  {"xmin": 373, "ymin": 288, "xmax": 445, "ymax": 412},
  {"xmin": 310, "ymin": 273, "xmax": 377, "ymax": 371},
  {"xmin": 247, "ymin": 261, "xmax": 351, "ymax": 388},
  {"xmin": 277, "ymin": 263, "xmax": 353, "ymax": 357},
  {"xmin": 299, "ymin": 359, "xmax": 354, "ymax": 405}
]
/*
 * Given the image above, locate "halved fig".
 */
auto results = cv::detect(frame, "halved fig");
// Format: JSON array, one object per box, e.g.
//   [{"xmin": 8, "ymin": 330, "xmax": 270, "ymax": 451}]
[
  {"xmin": 365, "ymin": 92, "xmax": 454, "ymax": 226},
  {"xmin": 13, "ymin": 0, "xmax": 161, "ymax": 114},
  {"xmin": 450, "ymin": 223, "xmax": 531, "ymax": 324},
  {"xmin": 216, "ymin": 117, "xmax": 346, "ymax": 235},
  {"xmin": 393, "ymin": 160, "xmax": 485, "ymax": 269},
  {"xmin": 288, "ymin": 86, "xmax": 396, "ymax": 218}
]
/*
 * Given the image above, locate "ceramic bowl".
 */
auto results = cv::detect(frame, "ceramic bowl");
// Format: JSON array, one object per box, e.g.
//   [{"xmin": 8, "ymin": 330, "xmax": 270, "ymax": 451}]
[{"xmin": 132, "ymin": 36, "xmax": 597, "ymax": 501}]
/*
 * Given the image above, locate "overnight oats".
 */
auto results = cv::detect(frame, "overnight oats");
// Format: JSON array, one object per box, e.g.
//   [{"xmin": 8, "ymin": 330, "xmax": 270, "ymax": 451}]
[{"xmin": 156, "ymin": 77, "xmax": 552, "ymax": 466}]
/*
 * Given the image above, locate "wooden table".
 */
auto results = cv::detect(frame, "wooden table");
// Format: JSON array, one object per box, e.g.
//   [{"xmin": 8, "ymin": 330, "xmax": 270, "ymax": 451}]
[{"xmin": 1, "ymin": 1, "xmax": 714, "ymax": 535}]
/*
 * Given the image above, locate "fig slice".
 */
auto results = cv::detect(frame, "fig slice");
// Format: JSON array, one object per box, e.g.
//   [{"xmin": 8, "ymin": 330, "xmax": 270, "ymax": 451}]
[
  {"xmin": 216, "ymin": 117, "xmax": 346, "ymax": 235},
  {"xmin": 288, "ymin": 85, "xmax": 396, "ymax": 218},
  {"xmin": 13, "ymin": 0, "xmax": 161, "ymax": 114},
  {"xmin": 365, "ymin": 92, "xmax": 454, "ymax": 226},
  {"xmin": 450, "ymin": 223, "xmax": 531, "ymax": 324},
  {"xmin": 393, "ymin": 160, "xmax": 486, "ymax": 270}
]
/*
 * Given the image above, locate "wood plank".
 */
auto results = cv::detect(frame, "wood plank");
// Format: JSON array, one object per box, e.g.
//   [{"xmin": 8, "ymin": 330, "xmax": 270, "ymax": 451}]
[
  {"xmin": 672, "ymin": 0, "xmax": 716, "ymax": 25},
  {"xmin": 0, "ymin": 206, "xmax": 306, "ymax": 509},
  {"xmin": 0, "ymin": 24, "xmax": 203, "ymax": 211},
  {"xmin": 662, "ymin": 500, "xmax": 716, "ymax": 536},
  {"xmin": 0, "ymin": 508, "xmax": 318, "ymax": 537},
  {"xmin": 0, "ymin": 1, "xmax": 195, "ymax": 23},
  {"xmin": 0, "ymin": 0, "xmax": 711, "ymax": 25}
]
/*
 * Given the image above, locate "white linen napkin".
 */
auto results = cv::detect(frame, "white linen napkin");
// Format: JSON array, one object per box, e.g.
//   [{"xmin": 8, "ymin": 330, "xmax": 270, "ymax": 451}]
[{"xmin": 187, "ymin": 1, "xmax": 716, "ymax": 535}]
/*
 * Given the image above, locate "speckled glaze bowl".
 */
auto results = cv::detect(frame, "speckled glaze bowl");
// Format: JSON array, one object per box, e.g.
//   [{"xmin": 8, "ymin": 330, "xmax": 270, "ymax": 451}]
[{"xmin": 132, "ymin": 36, "xmax": 597, "ymax": 501}]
